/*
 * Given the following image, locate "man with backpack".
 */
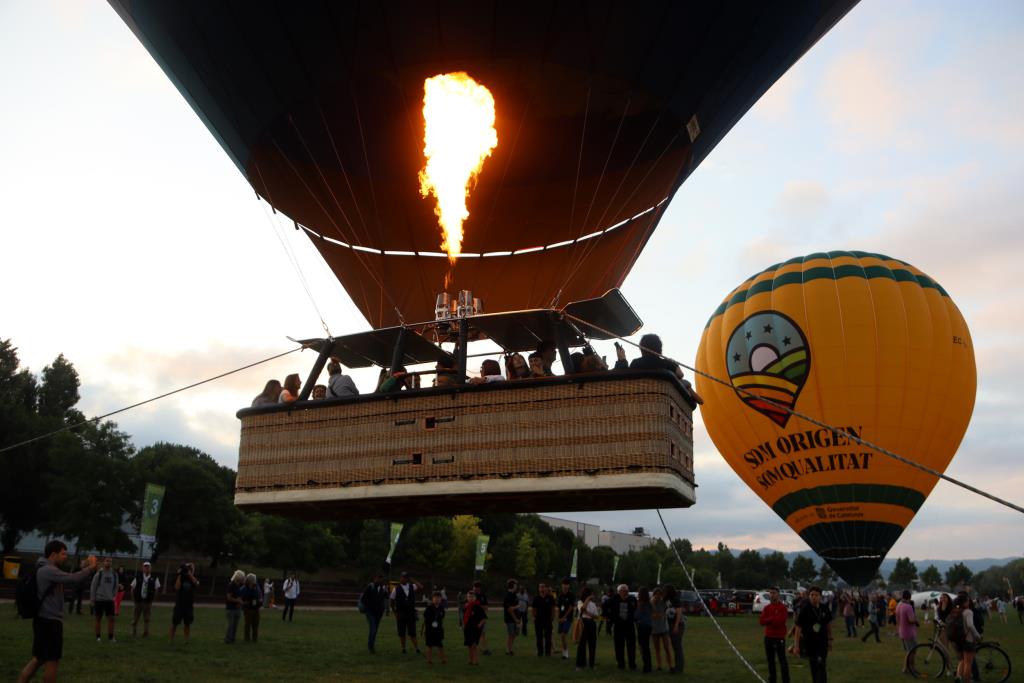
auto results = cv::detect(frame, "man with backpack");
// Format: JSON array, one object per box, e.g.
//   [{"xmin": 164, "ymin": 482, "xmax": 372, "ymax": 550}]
[
  {"xmin": 17, "ymin": 540, "xmax": 96, "ymax": 683},
  {"xmin": 89, "ymin": 557, "xmax": 120, "ymax": 642}
]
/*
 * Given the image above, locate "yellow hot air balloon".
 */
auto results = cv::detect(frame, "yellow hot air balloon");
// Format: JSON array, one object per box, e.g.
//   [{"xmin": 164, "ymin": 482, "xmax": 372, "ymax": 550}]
[{"xmin": 696, "ymin": 251, "xmax": 976, "ymax": 585}]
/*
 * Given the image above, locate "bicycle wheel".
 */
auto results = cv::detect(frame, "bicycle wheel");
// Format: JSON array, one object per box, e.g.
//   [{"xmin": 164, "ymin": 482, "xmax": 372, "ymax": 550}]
[
  {"xmin": 907, "ymin": 642, "xmax": 947, "ymax": 679},
  {"xmin": 973, "ymin": 643, "xmax": 1011, "ymax": 683}
]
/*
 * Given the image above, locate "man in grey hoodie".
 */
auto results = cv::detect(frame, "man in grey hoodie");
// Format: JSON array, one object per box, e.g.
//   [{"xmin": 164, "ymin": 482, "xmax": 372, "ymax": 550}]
[
  {"xmin": 90, "ymin": 557, "xmax": 120, "ymax": 642},
  {"xmin": 17, "ymin": 539, "xmax": 96, "ymax": 683}
]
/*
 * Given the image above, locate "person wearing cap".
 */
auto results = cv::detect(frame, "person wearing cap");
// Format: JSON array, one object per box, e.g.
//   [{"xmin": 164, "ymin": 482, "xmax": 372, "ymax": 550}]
[
  {"xmin": 390, "ymin": 572, "xmax": 423, "ymax": 654},
  {"xmin": 130, "ymin": 561, "xmax": 161, "ymax": 638}
]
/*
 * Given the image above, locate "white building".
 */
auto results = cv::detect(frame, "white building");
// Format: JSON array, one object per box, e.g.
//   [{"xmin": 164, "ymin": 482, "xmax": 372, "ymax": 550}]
[{"xmin": 539, "ymin": 515, "xmax": 658, "ymax": 555}]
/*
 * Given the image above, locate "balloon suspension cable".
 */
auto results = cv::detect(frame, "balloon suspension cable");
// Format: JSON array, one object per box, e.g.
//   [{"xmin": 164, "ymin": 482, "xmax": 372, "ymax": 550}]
[
  {"xmin": 0, "ymin": 346, "xmax": 303, "ymax": 455},
  {"xmin": 656, "ymin": 509, "xmax": 767, "ymax": 683},
  {"xmin": 563, "ymin": 312, "xmax": 1024, "ymax": 516}
]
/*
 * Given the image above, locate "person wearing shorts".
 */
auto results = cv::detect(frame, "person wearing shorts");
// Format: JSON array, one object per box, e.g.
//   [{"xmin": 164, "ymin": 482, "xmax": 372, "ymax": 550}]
[
  {"xmin": 556, "ymin": 579, "xmax": 576, "ymax": 659},
  {"xmin": 391, "ymin": 572, "xmax": 422, "ymax": 654},
  {"xmin": 18, "ymin": 540, "xmax": 96, "ymax": 683},
  {"xmin": 90, "ymin": 557, "xmax": 120, "ymax": 642},
  {"xmin": 170, "ymin": 562, "xmax": 199, "ymax": 642}
]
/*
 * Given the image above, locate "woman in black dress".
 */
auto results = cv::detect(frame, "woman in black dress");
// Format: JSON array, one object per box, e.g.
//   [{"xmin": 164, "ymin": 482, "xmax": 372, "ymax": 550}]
[{"xmin": 462, "ymin": 590, "xmax": 487, "ymax": 665}]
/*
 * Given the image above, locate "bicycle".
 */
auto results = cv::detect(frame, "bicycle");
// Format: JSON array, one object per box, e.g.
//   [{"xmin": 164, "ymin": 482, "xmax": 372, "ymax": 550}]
[{"xmin": 906, "ymin": 623, "xmax": 1012, "ymax": 682}]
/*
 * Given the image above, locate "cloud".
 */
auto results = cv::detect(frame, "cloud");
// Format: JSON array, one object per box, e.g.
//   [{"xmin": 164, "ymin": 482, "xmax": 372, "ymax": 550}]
[
  {"xmin": 753, "ymin": 70, "xmax": 803, "ymax": 122},
  {"xmin": 777, "ymin": 180, "xmax": 830, "ymax": 221}
]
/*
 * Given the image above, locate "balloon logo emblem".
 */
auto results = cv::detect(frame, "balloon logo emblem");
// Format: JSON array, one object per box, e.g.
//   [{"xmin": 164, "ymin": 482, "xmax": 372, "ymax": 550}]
[{"xmin": 725, "ymin": 311, "xmax": 810, "ymax": 428}]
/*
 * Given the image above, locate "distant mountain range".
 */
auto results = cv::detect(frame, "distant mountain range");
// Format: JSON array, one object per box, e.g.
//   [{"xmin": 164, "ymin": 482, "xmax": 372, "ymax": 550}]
[{"xmin": 751, "ymin": 549, "xmax": 1021, "ymax": 577}]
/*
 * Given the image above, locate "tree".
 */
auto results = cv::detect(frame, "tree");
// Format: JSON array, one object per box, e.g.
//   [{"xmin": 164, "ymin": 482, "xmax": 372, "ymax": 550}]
[
  {"xmin": 763, "ymin": 551, "xmax": 790, "ymax": 586},
  {"xmin": 591, "ymin": 546, "xmax": 616, "ymax": 583},
  {"xmin": 734, "ymin": 549, "xmax": 766, "ymax": 588},
  {"xmin": 37, "ymin": 354, "xmax": 80, "ymax": 420},
  {"xmin": 400, "ymin": 517, "xmax": 454, "ymax": 569},
  {"xmin": 448, "ymin": 515, "xmax": 483, "ymax": 575},
  {"xmin": 790, "ymin": 556, "xmax": 817, "ymax": 585},
  {"xmin": 715, "ymin": 542, "xmax": 735, "ymax": 586},
  {"xmin": 817, "ymin": 561, "xmax": 835, "ymax": 587},
  {"xmin": 945, "ymin": 562, "xmax": 974, "ymax": 589},
  {"xmin": 516, "ymin": 530, "xmax": 537, "ymax": 578},
  {"xmin": 359, "ymin": 520, "xmax": 390, "ymax": 573},
  {"xmin": 920, "ymin": 565, "xmax": 942, "ymax": 588},
  {"xmin": 888, "ymin": 557, "xmax": 919, "ymax": 587}
]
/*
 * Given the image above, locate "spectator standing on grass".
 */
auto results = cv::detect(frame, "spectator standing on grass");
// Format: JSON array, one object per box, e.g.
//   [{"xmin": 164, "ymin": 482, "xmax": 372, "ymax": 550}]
[
  {"xmin": 503, "ymin": 579, "xmax": 522, "ymax": 654},
  {"xmin": 463, "ymin": 590, "xmax": 487, "ymax": 665},
  {"xmin": 531, "ymin": 582, "xmax": 556, "ymax": 657},
  {"xmin": 792, "ymin": 586, "xmax": 832, "ymax": 683},
  {"xmin": 360, "ymin": 573, "xmax": 388, "ymax": 654},
  {"xmin": 391, "ymin": 571, "xmax": 422, "ymax": 654},
  {"xmin": 422, "ymin": 591, "xmax": 448, "ymax": 665},
  {"xmin": 664, "ymin": 584, "xmax": 687, "ymax": 674},
  {"xmin": 241, "ymin": 573, "xmax": 262, "ymax": 642},
  {"xmin": 281, "ymin": 573, "xmax": 300, "ymax": 622},
  {"xmin": 17, "ymin": 540, "xmax": 96, "ymax": 683},
  {"xmin": 635, "ymin": 586, "xmax": 654, "ymax": 673},
  {"xmin": 557, "ymin": 578, "xmax": 575, "ymax": 660},
  {"xmin": 114, "ymin": 565, "xmax": 127, "ymax": 616},
  {"xmin": 89, "ymin": 557, "xmax": 119, "ymax": 642},
  {"xmin": 842, "ymin": 595, "xmax": 857, "ymax": 637},
  {"xmin": 224, "ymin": 570, "xmax": 245, "ymax": 644},
  {"xmin": 760, "ymin": 587, "xmax": 790, "ymax": 683},
  {"xmin": 651, "ymin": 587, "xmax": 673, "ymax": 671},
  {"xmin": 574, "ymin": 586, "xmax": 600, "ymax": 671},
  {"xmin": 608, "ymin": 583, "xmax": 638, "ymax": 670},
  {"xmin": 473, "ymin": 580, "xmax": 492, "ymax": 655},
  {"xmin": 262, "ymin": 578, "xmax": 273, "ymax": 608},
  {"xmin": 896, "ymin": 589, "xmax": 919, "ymax": 673},
  {"xmin": 860, "ymin": 594, "xmax": 882, "ymax": 644},
  {"xmin": 516, "ymin": 584, "xmax": 530, "ymax": 637},
  {"xmin": 170, "ymin": 562, "xmax": 198, "ymax": 643},
  {"xmin": 130, "ymin": 561, "xmax": 160, "ymax": 638}
]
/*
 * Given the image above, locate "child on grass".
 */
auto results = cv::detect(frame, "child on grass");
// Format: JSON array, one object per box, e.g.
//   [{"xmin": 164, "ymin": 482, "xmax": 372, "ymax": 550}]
[{"xmin": 422, "ymin": 591, "xmax": 447, "ymax": 665}]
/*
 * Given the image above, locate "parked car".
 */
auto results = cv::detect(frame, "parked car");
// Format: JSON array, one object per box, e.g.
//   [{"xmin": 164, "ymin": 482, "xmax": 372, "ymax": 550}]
[
  {"xmin": 678, "ymin": 590, "xmax": 702, "ymax": 615},
  {"xmin": 752, "ymin": 590, "xmax": 795, "ymax": 614}
]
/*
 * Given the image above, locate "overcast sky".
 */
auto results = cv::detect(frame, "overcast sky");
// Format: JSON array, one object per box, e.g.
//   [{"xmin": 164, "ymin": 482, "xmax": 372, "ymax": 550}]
[{"xmin": 2, "ymin": 1, "xmax": 1022, "ymax": 561}]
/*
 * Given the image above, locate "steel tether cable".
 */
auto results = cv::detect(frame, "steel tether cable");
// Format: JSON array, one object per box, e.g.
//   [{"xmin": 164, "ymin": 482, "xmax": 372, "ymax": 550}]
[
  {"xmin": 562, "ymin": 312, "xmax": 1024, "ymax": 516},
  {"xmin": 0, "ymin": 346, "xmax": 303, "ymax": 455}
]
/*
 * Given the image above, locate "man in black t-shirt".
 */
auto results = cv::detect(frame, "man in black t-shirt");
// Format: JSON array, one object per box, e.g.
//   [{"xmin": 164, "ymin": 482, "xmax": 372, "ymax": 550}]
[
  {"xmin": 531, "ymin": 583, "xmax": 556, "ymax": 657},
  {"xmin": 556, "ymin": 578, "xmax": 576, "ymax": 659},
  {"xmin": 793, "ymin": 586, "xmax": 832, "ymax": 683},
  {"xmin": 170, "ymin": 562, "xmax": 199, "ymax": 643},
  {"xmin": 503, "ymin": 579, "xmax": 522, "ymax": 655},
  {"xmin": 472, "ymin": 581, "xmax": 492, "ymax": 655}
]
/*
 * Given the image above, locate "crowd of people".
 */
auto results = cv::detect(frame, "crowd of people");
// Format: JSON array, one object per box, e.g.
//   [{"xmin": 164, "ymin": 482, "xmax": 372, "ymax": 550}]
[
  {"xmin": 16, "ymin": 541, "xmax": 1020, "ymax": 683},
  {"xmin": 251, "ymin": 334, "xmax": 703, "ymax": 409},
  {"xmin": 357, "ymin": 573, "xmax": 689, "ymax": 673}
]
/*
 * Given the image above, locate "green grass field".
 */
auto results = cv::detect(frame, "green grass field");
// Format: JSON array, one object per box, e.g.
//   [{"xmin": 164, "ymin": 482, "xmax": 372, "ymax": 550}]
[{"xmin": 1, "ymin": 606, "xmax": 1020, "ymax": 682}]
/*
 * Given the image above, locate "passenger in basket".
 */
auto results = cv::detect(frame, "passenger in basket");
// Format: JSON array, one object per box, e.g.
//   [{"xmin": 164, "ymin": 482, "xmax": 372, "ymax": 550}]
[
  {"xmin": 527, "ymin": 352, "xmax": 548, "ymax": 378},
  {"xmin": 311, "ymin": 385, "xmax": 327, "ymax": 400},
  {"xmin": 614, "ymin": 334, "xmax": 704, "ymax": 407},
  {"xmin": 251, "ymin": 380, "xmax": 281, "ymax": 407},
  {"xmin": 578, "ymin": 346, "xmax": 608, "ymax": 373},
  {"xmin": 278, "ymin": 374, "xmax": 301, "ymax": 403},
  {"xmin": 469, "ymin": 359, "xmax": 506, "ymax": 385},
  {"xmin": 536, "ymin": 340, "xmax": 558, "ymax": 375},
  {"xmin": 379, "ymin": 366, "xmax": 412, "ymax": 393},
  {"xmin": 326, "ymin": 360, "xmax": 359, "ymax": 398},
  {"xmin": 505, "ymin": 353, "xmax": 531, "ymax": 380},
  {"xmin": 435, "ymin": 355, "xmax": 459, "ymax": 387}
]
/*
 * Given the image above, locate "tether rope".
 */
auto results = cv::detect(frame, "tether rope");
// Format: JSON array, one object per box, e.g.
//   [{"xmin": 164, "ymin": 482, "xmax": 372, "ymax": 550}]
[
  {"xmin": 0, "ymin": 346, "xmax": 303, "ymax": 455},
  {"xmin": 563, "ymin": 312, "xmax": 1024, "ymax": 516},
  {"xmin": 656, "ymin": 509, "xmax": 768, "ymax": 683}
]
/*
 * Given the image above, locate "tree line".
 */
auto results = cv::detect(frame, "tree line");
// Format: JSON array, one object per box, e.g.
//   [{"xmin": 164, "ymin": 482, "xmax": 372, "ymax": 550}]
[{"xmin": 4, "ymin": 338, "xmax": 1018, "ymax": 595}]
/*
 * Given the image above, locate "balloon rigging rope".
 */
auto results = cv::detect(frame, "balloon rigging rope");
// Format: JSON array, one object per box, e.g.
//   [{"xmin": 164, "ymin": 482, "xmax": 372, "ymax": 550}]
[
  {"xmin": 563, "ymin": 312, "xmax": 1024, "ymax": 516},
  {"xmin": 656, "ymin": 509, "xmax": 768, "ymax": 683},
  {"xmin": 0, "ymin": 347, "xmax": 303, "ymax": 455}
]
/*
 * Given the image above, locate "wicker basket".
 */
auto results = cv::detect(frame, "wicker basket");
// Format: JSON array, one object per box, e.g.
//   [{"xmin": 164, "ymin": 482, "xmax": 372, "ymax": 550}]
[{"xmin": 235, "ymin": 371, "xmax": 696, "ymax": 518}]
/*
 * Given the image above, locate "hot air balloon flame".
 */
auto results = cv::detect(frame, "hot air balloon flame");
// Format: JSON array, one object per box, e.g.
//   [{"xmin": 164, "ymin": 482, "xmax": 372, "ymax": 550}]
[{"xmin": 419, "ymin": 72, "xmax": 497, "ymax": 264}]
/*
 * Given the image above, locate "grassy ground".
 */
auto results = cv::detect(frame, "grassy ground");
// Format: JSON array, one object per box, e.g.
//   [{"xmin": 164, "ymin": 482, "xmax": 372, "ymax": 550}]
[{"xmin": 1, "ymin": 605, "xmax": 1020, "ymax": 682}]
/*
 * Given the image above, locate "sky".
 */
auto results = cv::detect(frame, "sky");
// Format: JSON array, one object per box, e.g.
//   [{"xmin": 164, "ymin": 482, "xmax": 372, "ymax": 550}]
[{"xmin": 2, "ymin": 1, "xmax": 1022, "ymax": 561}]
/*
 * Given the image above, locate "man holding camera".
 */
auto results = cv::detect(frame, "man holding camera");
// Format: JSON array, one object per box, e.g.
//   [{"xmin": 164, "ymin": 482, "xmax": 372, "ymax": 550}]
[{"xmin": 170, "ymin": 563, "xmax": 199, "ymax": 643}]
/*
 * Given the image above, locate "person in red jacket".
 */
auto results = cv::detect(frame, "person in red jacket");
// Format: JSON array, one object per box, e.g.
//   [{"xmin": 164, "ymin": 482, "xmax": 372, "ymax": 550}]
[{"xmin": 759, "ymin": 587, "xmax": 790, "ymax": 683}]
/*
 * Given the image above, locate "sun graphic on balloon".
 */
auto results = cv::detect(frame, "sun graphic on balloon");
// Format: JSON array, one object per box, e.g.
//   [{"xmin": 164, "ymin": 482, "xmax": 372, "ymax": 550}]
[{"xmin": 725, "ymin": 311, "xmax": 810, "ymax": 427}]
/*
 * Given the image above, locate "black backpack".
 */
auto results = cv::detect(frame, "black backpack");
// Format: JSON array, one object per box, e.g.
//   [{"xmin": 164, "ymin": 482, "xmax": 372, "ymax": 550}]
[
  {"xmin": 945, "ymin": 607, "xmax": 966, "ymax": 646},
  {"xmin": 15, "ymin": 566, "xmax": 52, "ymax": 619}
]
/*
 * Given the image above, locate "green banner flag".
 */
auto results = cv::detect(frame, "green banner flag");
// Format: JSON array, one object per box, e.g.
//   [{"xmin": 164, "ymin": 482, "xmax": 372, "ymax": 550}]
[
  {"xmin": 570, "ymin": 548, "xmax": 578, "ymax": 579},
  {"xmin": 656, "ymin": 561, "xmax": 662, "ymax": 586},
  {"xmin": 140, "ymin": 483, "xmax": 165, "ymax": 544},
  {"xmin": 385, "ymin": 522, "xmax": 403, "ymax": 565},
  {"xmin": 612, "ymin": 555, "xmax": 620, "ymax": 582},
  {"xmin": 474, "ymin": 534, "xmax": 490, "ymax": 571}
]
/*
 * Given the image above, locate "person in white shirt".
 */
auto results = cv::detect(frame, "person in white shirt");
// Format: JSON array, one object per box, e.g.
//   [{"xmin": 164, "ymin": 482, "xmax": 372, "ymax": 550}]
[
  {"xmin": 262, "ymin": 579, "xmax": 273, "ymax": 608},
  {"xmin": 130, "ymin": 561, "xmax": 161, "ymax": 637},
  {"xmin": 469, "ymin": 359, "xmax": 506, "ymax": 385},
  {"xmin": 281, "ymin": 574, "xmax": 300, "ymax": 622}
]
